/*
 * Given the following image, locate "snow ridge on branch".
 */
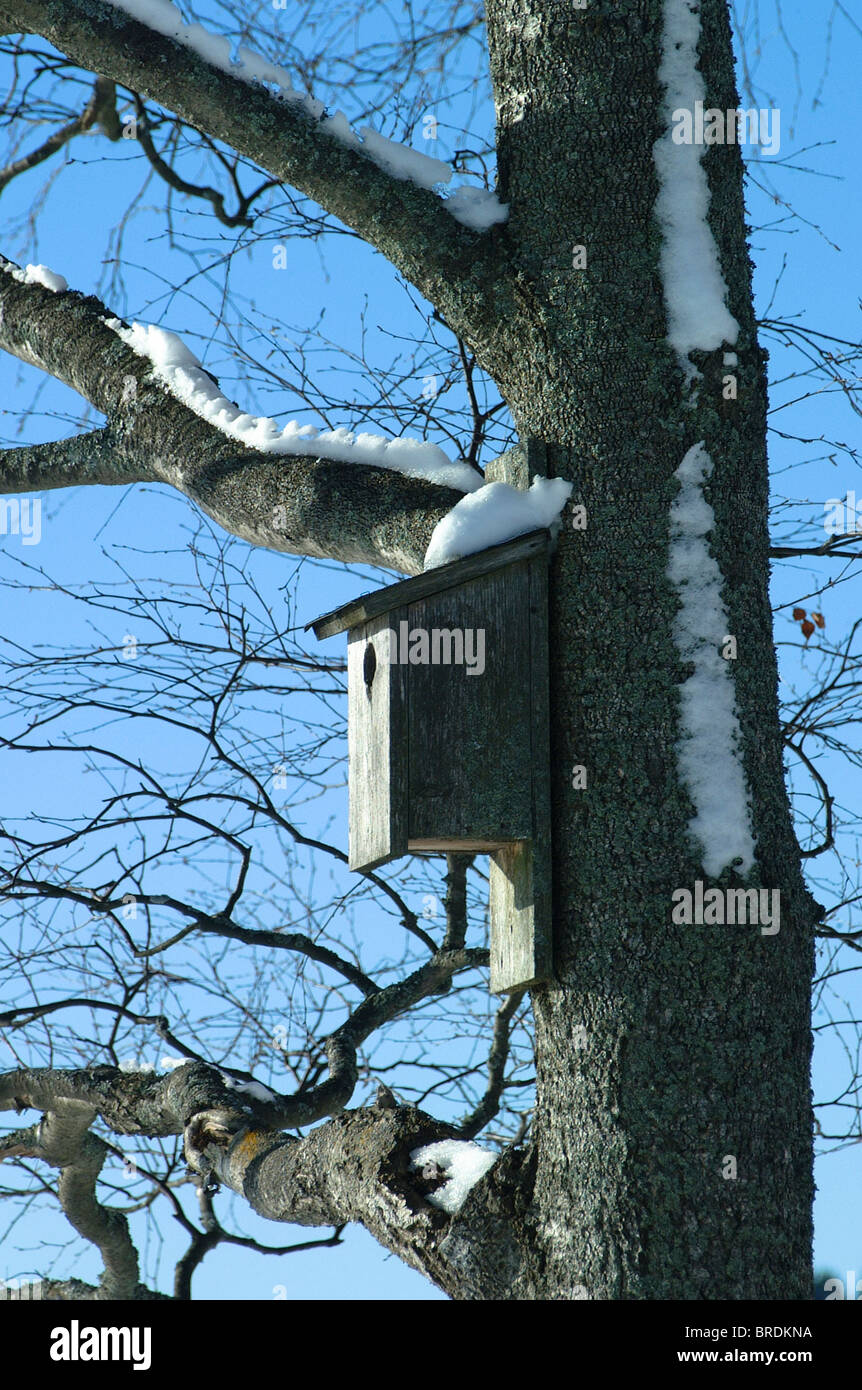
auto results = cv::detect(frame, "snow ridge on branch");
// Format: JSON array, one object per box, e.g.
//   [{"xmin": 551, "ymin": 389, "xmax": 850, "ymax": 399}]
[
  {"xmin": 103, "ymin": 0, "xmax": 508, "ymax": 230},
  {"xmin": 106, "ymin": 317, "xmax": 484, "ymax": 494}
]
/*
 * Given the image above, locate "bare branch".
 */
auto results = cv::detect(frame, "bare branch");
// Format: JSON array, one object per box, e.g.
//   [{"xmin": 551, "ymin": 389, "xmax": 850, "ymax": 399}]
[
  {"xmin": 1, "ymin": 1103, "xmax": 139, "ymax": 1298},
  {"xmin": 0, "ymin": 427, "xmax": 154, "ymax": 490},
  {"xmin": 1, "ymin": 945, "xmax": 487, "ymax": 1135},
  {"xmin": 172, "ymin": 1183, "xmax": 343, "ymax": 1300},
  {"xmin": 459, "ymin": 990, "xmax": 526, "ymax": 1139},
  {"xmin": 785, "ymin": 739, "xmax": 835, "ymax": 858},
  {"xmin": 143, "ymin": 912, "xmax": 381, "ymax": 998},
  {"xmin": 0, "ymin": 0, "xmax": 520, "ymax": 370},
  {"xmin": 0, "ymin": 74, "xmax": 119, "ymax": 195},
  {"xmin": 132, "ymin": 94, "xmax": 278, "ymax": 228},
  {"xmin": 770, "ymin": 535, "xmax": 862, "ymax": 560}
]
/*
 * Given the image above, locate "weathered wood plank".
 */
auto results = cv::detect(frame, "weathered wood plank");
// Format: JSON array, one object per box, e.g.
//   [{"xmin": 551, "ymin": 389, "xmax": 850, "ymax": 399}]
[
  {"xmin": 405, "ymin": 565, "xmax": 533, "ymax": 847},
  {"xmin": 484, "ymin": 444, "xmax": 530, "ymax": 490},
  {"xmin": 490, "ymin": 840, "xmax": 552, "ymax": 992},
  {"xmin": 324, "ymin": 488, "xmax": 553, "ymax": 991},
  {"xmin": 347, "ymin": 613, "xmax": 408, "ymax": 870}
]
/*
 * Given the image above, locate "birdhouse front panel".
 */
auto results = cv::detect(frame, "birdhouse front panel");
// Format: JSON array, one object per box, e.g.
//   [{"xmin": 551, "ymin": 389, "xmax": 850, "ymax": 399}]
[{"xmin": 405, "ymin": 566, "xmax": 534, "ymax": 851}]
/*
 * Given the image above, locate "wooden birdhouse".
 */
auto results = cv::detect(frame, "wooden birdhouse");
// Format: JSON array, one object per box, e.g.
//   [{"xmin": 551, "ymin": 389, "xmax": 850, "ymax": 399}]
[{"xmin": 310, "ymin": 527, "xmax": 553, "ymax": 994}]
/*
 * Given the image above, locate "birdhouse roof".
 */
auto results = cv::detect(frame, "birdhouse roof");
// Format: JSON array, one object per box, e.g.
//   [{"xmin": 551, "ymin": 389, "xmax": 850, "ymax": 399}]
[{"xmin": 308, "ymin": 527, "xmax": 551, "ymax": 640}]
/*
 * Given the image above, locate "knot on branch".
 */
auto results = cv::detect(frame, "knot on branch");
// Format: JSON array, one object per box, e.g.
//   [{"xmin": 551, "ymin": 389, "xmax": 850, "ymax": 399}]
[{"xmin": 184, "ymin": 1107, "xmax": 247, "ymax": 1170}]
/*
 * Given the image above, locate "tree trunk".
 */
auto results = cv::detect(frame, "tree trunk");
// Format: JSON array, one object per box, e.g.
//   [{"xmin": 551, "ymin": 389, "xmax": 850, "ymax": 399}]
[{"xmin": 478, "ymin": 0, "xmax": 816, "ymax": 1298}]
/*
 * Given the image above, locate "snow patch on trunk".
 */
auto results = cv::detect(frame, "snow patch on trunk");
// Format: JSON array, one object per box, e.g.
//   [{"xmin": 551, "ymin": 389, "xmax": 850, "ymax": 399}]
[
  {"xmin": 653, "ymin": 0, "xmax": 739, "ymax": 376},
  {"xmin": 103, "ymin": 1, "xmax": 506, "ymax": 229},
  {"xmin": 106, "ymin": 317, "xmax": 482, "ymax": 492},
  {"xmin": 410, "ymin": 1139, "xmax": 496, "ymax": 1214},
  {"xmin": 668, "ymin": 442, "xmax": 755, "ymax": 877},
  {"xmin": 423, "ymin": 476, "xmax": 573, "ymax": 569}
]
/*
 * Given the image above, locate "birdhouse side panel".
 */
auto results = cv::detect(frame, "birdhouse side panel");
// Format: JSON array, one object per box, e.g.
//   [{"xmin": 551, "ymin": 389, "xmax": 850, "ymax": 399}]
[{"xmin": 347, "ymin": 615, "xmax": 408, "ymax": 870}]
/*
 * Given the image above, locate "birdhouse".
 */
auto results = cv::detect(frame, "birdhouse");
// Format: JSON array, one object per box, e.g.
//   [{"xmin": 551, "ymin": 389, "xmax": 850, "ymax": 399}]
[{"xmin": 310, "ymin": 527, "xmax": 553, "ymax": 994}]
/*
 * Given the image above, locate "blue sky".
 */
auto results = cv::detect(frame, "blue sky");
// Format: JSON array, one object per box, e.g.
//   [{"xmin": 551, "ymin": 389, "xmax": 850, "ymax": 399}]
[{"xmin": 1, "ymin": 0, "xmax": 861, "ymax": 1299}]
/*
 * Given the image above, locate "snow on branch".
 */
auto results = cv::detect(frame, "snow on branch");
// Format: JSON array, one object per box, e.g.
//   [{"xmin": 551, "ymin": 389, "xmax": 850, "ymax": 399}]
[
  {"xmin": 106, "ymin": 318, "xmax": 484, "ymax": 494},
  {"xmin": 0, "ymin": 256, "xmax": 471, "ymax": 572},
  {"xmin": 103, "ymin": 0, "xmax": 507, "ymax": 230},
  {"xmin": 410, "ymin": 1139, "xmax": 496, "ymax": 1214},
  {"xmin": 102, "ymin": 314, "xmax": 573, "ymax": 566},
  {"xmin": 2, "ymin": 1, "xmax": 516, "ymax": 372},
  {"xmin": 1, "ymin": 252, "xmax": 567, "ymax": 570},
  {"xmin": 1, "ymin": 1061, "xmax": 519, "ymax": 1295},
  {"xmin": 3, "ymin": 261, "xmax": 68, "ymax": 293}
]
